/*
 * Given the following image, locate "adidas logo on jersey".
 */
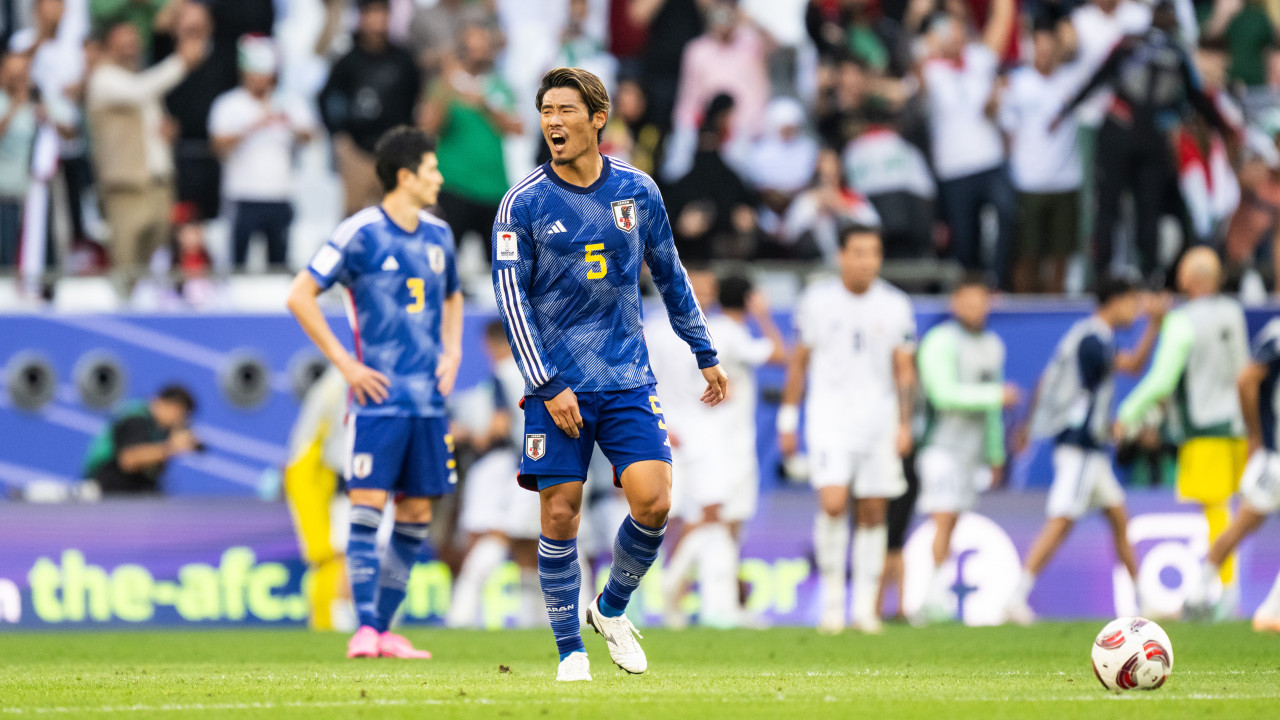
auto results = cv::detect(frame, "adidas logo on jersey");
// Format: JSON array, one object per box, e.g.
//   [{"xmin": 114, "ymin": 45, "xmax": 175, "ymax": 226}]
[
  {"xmin": 546, "ymin": 220, "xmax": 568, "ymax": 235},
  {"xmin": 381, "ymin": 256, "xmax": 400, "ymax": 271}
]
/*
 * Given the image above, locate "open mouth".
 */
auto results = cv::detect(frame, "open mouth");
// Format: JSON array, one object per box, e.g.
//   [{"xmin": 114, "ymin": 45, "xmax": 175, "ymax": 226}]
[{"xmin": 549, "ymin": 131, "xmax": 567, "ymax": 152}]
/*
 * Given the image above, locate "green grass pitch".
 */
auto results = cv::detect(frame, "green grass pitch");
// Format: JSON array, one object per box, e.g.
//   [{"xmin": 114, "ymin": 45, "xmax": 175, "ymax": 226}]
[{"xmin": 2, "ymin": 623, "xmax": 1277, "ymax": 719}]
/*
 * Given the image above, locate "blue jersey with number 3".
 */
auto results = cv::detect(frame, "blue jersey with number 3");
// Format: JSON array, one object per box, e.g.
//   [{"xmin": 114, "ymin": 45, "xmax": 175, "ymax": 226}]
[
  {"xmin": 491, "ymin": 156, "xmax": 717, "ymax": 399},
  {"xmin": 308, "ymin": 206, "xmax": 459, "ymax": 417}
]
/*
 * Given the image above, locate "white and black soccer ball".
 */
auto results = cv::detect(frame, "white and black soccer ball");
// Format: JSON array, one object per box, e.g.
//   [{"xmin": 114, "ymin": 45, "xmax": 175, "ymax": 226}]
[{"xmin": 1090, "ymin": 616, "xmax": 1174, "ymax": 692}]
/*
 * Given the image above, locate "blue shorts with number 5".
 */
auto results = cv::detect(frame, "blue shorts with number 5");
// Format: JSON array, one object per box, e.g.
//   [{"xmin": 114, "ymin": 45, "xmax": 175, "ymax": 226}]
[
  {"xmin": 346, "ymin": 415, "xmax": 457, "ymax": 497},
  {"xmin": 517, "ymin": 384, "xmax": 671, "ymax": 491}
]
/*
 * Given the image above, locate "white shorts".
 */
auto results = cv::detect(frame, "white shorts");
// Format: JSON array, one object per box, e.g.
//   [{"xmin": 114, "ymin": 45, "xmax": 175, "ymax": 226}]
[
  {"xmin": 1241, "ymin": 449, "xmax": 1280, "ymax": 514},
  {"xmin": 671, "ymin": 445, "xmax": 758, "ymax": 522},
  {"xmin": 459, "ymin": 449, "xmax": 542, "ymax": 539},
  {"xmin": 1047, "ymin": 445, "xmax": 1125, "ymax": 520},
  {"xmin": 808, "ymin": 437, "xmax": 906, "ymax": 499},
  {"xmin": 916, "ymin": 447, "xmax": 986, "ymax": 514}
]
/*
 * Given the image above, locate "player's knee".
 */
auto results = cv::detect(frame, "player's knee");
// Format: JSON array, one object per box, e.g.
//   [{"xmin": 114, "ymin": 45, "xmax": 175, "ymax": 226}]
[{"xmin": 542, "ymin": 499, "xmax": 580, "ymax": 534}]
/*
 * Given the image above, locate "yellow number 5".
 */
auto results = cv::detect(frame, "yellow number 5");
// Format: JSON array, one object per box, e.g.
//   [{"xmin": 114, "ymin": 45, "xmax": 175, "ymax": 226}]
[
  {"xmin": 649, "ymin": 395, "xmax": 666, "ymax": 430},
  {"xmin": 406, "ymin": 277, "xmax": 425, "ymax": 313},
  {"xmin": 585, "ymin": 244, "xmax": 607, "ymax": 279}
]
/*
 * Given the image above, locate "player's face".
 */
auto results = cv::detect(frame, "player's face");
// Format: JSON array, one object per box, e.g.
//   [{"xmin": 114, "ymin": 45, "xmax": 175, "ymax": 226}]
[
  {"xmin": 403, "ymin": 152, "xmax": 444, "ymax": 207},
  {"xmin": 952, "ymin": 285, "xmax": 992, "ymax": 331},
  {"xmin": 540, "ymin": 87, "xmax": 605, "ymax": 166},
  {"xmin": 153, "ymin": 400, "xmax": 190, "ymax": 430},
  {"xmin": 839, "ymin": 233, "xmax": 882, "ymax": 291},
  {"xmin": 1110, "ymin": 291, "xmax": 1141, "ymax": 328}
]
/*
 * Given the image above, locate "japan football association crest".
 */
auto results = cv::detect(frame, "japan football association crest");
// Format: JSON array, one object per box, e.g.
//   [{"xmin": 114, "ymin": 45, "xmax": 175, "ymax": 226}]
[
  {"xmin": 525, "ymin": 434, "xmax": 547, "ymax": 461},
  {"xmin": 352, "ymin": 453, "xmax": 373, "ymax": 479},
  {"xmin": 611, "ymin": 198, "xmax": 637, "ymax": 232},
  {"xmin": 427, "ymin": 245, "xmax": 446, "ymax": 275}
]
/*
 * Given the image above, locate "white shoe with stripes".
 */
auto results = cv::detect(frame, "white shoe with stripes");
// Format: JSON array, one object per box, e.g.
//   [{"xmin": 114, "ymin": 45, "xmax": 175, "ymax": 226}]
[{"xmin": 585, "ymin": 595, "xmax": 647, "ymax": 674}]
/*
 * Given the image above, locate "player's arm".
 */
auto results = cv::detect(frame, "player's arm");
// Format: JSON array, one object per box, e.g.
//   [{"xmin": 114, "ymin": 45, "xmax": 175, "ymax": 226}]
[
  {"xmin": 893, "ymin": 346, "xmax": 917, "ymax": 457},
  {"xmin": 778, "ymin": 342, "xmax": 810, "ymax": 457},
  {"xmin": 1239, "ymin": 361, "xmax": 1267, "ymax": 456},
  {"xmin": 917, "ymin": 330, "xmax": 1007, "ymax": 411},
  {"xmin": 747, "ymin": 289, "xmax": 787, "ymax": 364},
  {"xmin": 116, "ymin": 417, "xmax": 197, "ymax": 472},
  {"xmin": 491, "ymin": 203, "xmax": 580, "ymax": 436},
  {"xmin": 1115, "ymin": 294, "xmax": 1169, "ymax": 374},
  {"xmin": 641, "ymin": 183, "xmax": 727, "ymax": 406},
  {"xmin": 1115, "ymin": 311, "xmax": 1194, "ymax": 435},
  {"xmin": 287, "ymin": 235, "xmax": 390, "ymax": 406},
  {"xmin": 434, "ymin": 290, "xmax": 463, "ymax": 396}
]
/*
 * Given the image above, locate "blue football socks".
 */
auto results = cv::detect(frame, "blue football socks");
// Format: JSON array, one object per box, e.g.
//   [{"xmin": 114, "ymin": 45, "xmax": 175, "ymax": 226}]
[
  {"xmin": 538, "ymin": 535, "xmax": 586, "ymax": 659},
  {"xmin": 600, "ymin": 515, "xmax": 666, "ymax": 618},
  {"xmin": 347, "ymin": 505, "xmax": 383, "ymax": 630},
  {"xmin": 375, "ymin": 521, "xmax": 429, "ymax": 633}
]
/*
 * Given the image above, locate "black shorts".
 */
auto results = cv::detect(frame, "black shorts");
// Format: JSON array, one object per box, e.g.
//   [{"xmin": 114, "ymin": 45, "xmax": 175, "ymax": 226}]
[{"xmin": 887, "ymin": 451, "xmax": 921, "ymax": 551}]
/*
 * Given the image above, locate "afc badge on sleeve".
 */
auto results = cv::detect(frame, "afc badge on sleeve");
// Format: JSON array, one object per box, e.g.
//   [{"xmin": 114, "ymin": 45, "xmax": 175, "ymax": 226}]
[
  {"xmin": 496, "ymin": 231, "xmax": 519, "ymax": 261},
  {"xmin": 525, "ymin": 433, "xmax": 547, "ymax": 461},
  {"xmin": 611, "ymin": 199, "xmax": 637, "ymax": 232}
]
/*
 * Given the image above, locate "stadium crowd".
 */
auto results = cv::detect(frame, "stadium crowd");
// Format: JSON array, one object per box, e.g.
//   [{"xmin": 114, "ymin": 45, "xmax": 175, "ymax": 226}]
[{"xmin": 0, "ymin": 0, "xmax": 1278, "ymax": 303}]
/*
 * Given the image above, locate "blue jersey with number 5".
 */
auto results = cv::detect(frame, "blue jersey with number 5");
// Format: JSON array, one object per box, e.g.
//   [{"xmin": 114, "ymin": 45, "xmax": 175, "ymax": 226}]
[
  {"xmin": 491, "ymin": 156, "xmax": 717, "ymax": 399},
  {"xmin": 308, "ymin": 206, "xmax": 459, "ymax": 417}
]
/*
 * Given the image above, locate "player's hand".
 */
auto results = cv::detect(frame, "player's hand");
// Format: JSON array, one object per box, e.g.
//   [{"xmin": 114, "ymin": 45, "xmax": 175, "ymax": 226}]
[
  {"xmin": 339, "ymin": 357, "xmax": 390, "ymax": 406},
  {"xmin": 435, "ymin": 351, "xmax": 461, "ymax": 396},
  {"xmin": 1145, "ymin": 291, "xmax": 1171, "ymax": 324},
  {"xmin": 779, "ymin": 431, "xmax": 799, "ymax": 458},
  {"xmin": 545, "ymin": 388, "xmax": 583, "ymax": 439},
  {"xmin": 700, "ymin": 364, "xmax": 729, "ymax": 407},
  {"xmin": 1002, "ymin": 384, "xmax": 1021, "ymax": 408},
  {"xmin": 1011, "ymin": 423, "xmax": 1030, "ymax": 456},
  {"xmin": 167, "ymin": 429, "xmax": 199, "ymax": 455},
  {"xmin": 896, "ymin": 422, "xmax": 913, "ymax": 458},
  {"xmin": 1111, "ymin": 420, "xmax": 1129, "ymax": 445},
  {"xmin": 990, "ymin": 465, "xmax": 1005, "ymax": 490},
  {"xmin": 1247, "ymin": 434, "xmax": 1263, "ymax": 458}
]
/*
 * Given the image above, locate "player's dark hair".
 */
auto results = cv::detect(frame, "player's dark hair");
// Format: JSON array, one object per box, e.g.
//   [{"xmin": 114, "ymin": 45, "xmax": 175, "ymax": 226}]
[
  {"xmin": 156, "ymin": 384, "xmax": 196, "ymax": 415},
  {"xmin": 837, "ymin": 223, "xmax": 881, "ymax": 250},
  {"xmin": 1096, "ymin": 276, "xmax": 1139, "ymax": 307},
  {"xmin": 373, "ymin": 126, "xmax": 436, "ymax": 193},
  {"xmin": 484, "ymin": 319, "xmax": 507, "ymax": 342},
  {"xmin": 954, "ymin": 270, "xmax": 993, "ymax": 292},
  {"xmin": 356, "ymin": 0, "xmax": 390, "ymax": 10},
  {"xmin": 537, "ymin": 67, "xmax": 611, "ymax": 143},
  {"xmin": 718, "ymin": 274, "xmax": 753, "ymax": 311}
]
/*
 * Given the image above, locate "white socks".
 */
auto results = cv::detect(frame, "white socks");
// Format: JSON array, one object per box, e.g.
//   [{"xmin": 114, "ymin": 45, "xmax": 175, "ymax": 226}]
[
  {"xmin": 1260, "ymin": 571, "xmax": 1280, "ymax": 617},
  {"xmin": 852, "ymin": 524, "xmax": 887, "ymax": 623},
  {"xmin": 446, "ymin": 535, "xmax": 508, "ymax": 628},
  {"xmin": 814, "ymin": 512, "xmax": 851, "ymax": 623},
  {"xmin": 696, "ymin": 523, "xmax": 740, "ymax": 627},
  {"xmin": 925, "ymin": 563, "xmax": 951, "ymax": 614},
  {"xmin": 1013, "ymin": 570, "xmax": 1035, "ymax": 606}
]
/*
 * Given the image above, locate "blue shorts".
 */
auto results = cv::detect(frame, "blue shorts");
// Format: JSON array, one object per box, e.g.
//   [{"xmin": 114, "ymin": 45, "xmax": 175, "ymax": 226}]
[
  {"xmin": 346, "ymin": 415, "xmax": 457, "ymax": 498},
  {"xmin": 518, "ymin": 384, "xmax": 671, "ymax": 492}
]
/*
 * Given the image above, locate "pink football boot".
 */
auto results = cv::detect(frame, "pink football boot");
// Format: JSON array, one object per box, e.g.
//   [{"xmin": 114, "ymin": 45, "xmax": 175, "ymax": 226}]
[
  {"xmin": 346, "ymin": 626, "xmax": 380, "ymax": 658},
  {"xmin": 378, "ymin": 632, "xmax": 433, "ymax": 659}
]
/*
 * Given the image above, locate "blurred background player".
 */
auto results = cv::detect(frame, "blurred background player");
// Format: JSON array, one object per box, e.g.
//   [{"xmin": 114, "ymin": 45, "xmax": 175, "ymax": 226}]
[
  {"xmin": 1009, "ymin": 278, "xmax": 1165, "ymax": 625},
  {"xmin": 283, "ymin": 364, "xmax": 352, "ymax": 632},
  {"xmin": 82, "ymin": 384, "xmax": 200, "ymax": 496},
  {"xmin": 913, "ymin": 274, "xmax": 1017, "ymax": 625},
  {"xmin": 287, "ymin": 126, "xmax": 462, "ymax": 660},
  {"xmin": 657, "ymin": 270, "xmax": 784, "ymax": 629},
  {"xmin": 491, "ymin": 68, "xmax": 726, "ymax": 682},
  {"xmin": 447, "ymin": 320, "xmax": 543, "ymax": 629},
  {"xmin": 780, "ymin": 224, "xmax": 916, "ymax": 634},
  {"xmin": 1187, "ymin": 317, "xmax": 1280, "ymax": 628},
  {"xmin": 1115, "ymin": 248, "xmax": 1249, "ymax": 609}
]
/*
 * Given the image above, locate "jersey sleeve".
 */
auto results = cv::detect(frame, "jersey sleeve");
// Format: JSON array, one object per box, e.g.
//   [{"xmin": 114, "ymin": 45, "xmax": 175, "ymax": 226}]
[
  {"xmin": 307, "ymin": 223, "xmax": 359, "ymax": 291},
  {"xmin": 1077, "ymin": 333, "xmax": 1112, "ymax": 392},
  {"xmin": 1117, "ymin": 310, "xmax": 1194, "ymax": 426},
  {"xmin": 491, "ymin": 191, "xmax": 567, "ymax": 399},
  {"xmin": 1253, "ymin": 322, "xmax": 1280, "ymax": 368},
  {"xmin": 794, "ymin": 288, "xmax": 820, "ymax": 347},
  {"xmin": 896, "ymin": 295, "xmax": 918, "ymax": 350},
  {"xmin": 642, "ymin": 181, "xmax": 718, "ymax": 369},
  {"xmin": 442, "ymin": 224, "xmax": 460, "ymax": 296},
  {"xmin": 719, "ymin": 320, "xmax": 774, "ymax": 368},
  {"xmin": 918, "ymin": 327, "xmax": 1004, "ymax": 411}
]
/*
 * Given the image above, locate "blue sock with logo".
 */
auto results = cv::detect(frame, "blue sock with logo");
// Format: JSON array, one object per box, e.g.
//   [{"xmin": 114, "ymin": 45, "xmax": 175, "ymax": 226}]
[
  {"xmin": 538, "ymin": 535, "xmax": 586, "ymax": 660},
  {"xmin": 599, "ymin": 515, "xmax": 666, "ymax": 618},
  {"xmin": 347, "ymin": 505, "xmax": 383, "ymax": 630},
  {"xmin": 375, "ymin": 521, "xmax": 429, "ymax": 633}
]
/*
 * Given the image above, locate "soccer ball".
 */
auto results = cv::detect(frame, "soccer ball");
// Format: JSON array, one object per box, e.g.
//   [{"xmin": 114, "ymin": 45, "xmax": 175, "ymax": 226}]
[{"xmin": 1090, "ymin": 616, "xmax": 1174, "ymax": 692}]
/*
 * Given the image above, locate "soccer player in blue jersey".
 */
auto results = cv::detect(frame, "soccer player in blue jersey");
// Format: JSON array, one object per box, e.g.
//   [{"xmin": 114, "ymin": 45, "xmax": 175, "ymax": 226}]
[
  {"xmin": 287, "ymin": 126, "xmax": 463, "ymax": 660},
  {"xmin": 492, "ymin": 67, "xmax": 728, "ymax": 682}
]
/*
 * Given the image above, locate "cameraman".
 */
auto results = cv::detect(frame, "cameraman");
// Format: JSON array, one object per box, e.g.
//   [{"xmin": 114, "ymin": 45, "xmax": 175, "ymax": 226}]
[{"xmin": 83, "ymin": 385, "xmax": 200, "ymax": 495}]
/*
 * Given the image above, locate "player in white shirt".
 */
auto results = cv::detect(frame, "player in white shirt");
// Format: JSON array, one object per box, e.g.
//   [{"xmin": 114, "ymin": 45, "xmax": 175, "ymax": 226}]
[
  {"xmin": 448, "ymin": 321, "xmax": 544, "ymax": 628},
  {"xmin": 657, "ymin": 272, "xmax": 785, "ymax": 628},
  {"xmin": 780, "ymin": 225, "xmax": 917, "ymax": 634}
]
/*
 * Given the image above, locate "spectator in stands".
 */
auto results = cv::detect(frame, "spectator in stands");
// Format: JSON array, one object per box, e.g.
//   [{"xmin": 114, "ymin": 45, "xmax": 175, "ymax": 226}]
[
  {"xmin": 806, "ymin": 0, "xmax": 909, "ymax": 77},
  {"xmin": 746, "ymin": 97, "xmax": 819, "ymax": 222},
  {"xmin": 407, "ymin": 0, "xmax": 497, "ymax": 80},
  {"xmin": 1202, "ymin": 0, "xmax": 1277, "ymax": 90},
  {"xmin": 783, "ymin": 146, "xmax": 881, "ymax": 263},
  {"xmin": 635, "ymin": 0, "xmax": 705, "ymax": 137},
  {"xmin": 999, "ymin": 18, "xmax": 1081, "ymax": 294},
  {"xmin": 1224, "ymin": 122, "xmax": 1280, "ymax": 290},
  {"xmin": 319, "ymin": 0, "xmax": 420, "ymax": 216},
  {"xmin": 89, "ymin": 0, "xmax": 180, "ymax": 65},
  {"xmin": 667, "ymin": 93, "xmax": 761, "ymax": 262},
  {"xmin": 420, "ymin": 21, "xmax": 518, "ymax": 257},
  {"xmin": 83, "ymin": 383, "xmax": 200, "ymax": 495},
  {"xmin": 0, "ymin": 52, "xmax": 37, "ymax": 267},
  {"xmin": 920, "ymin": 0, "xmax": 1017, "ymax": 287},
  {"xmin": 842, "ymin": 102, "xmax": 935, "ymax": 260},
  {"xmin": 86, "ymin": 15, "xmax": 206, "ymax": 284},
  {"xmin": 815, "ymin": 52, "xmax": 873, "ymax": 150},
  {"xmin": 671, "ymin": 0, "xmax": 769, "ymax": 143},
  {"xmin": 209, "ymin": 35, "xmax": 315, "ymax": 270},
  {"xmin": 554, "ymin": 0, "xmax": 617, "ymax": 91}
]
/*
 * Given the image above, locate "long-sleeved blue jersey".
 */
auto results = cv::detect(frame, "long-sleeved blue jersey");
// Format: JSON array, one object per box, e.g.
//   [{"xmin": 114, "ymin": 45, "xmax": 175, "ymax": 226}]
[{"xmin": 492, "ymin": 156, "xmax": 717, "ymax": 399}]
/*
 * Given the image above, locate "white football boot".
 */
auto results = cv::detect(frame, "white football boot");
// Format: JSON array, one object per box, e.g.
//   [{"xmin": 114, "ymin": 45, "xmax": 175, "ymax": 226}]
[
  {"xmin": 585, "ymin": 595, "xmax": 647, "ymax": 674},
  {"xmin": 555, "ymin": 651, "xmax": 592, "ymax": 682}
]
